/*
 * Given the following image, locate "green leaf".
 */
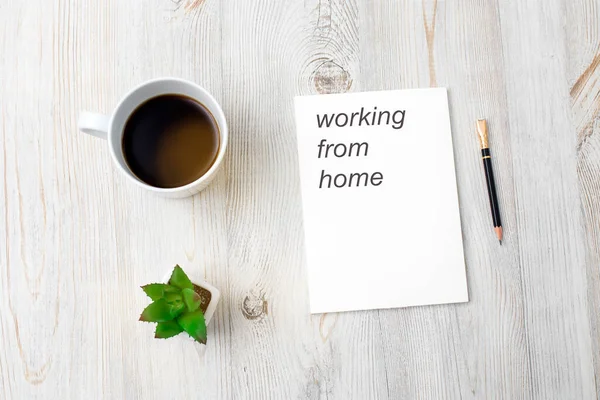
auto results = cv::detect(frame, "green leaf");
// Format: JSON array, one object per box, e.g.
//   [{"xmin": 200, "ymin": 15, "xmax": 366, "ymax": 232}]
[
  {"xmin": 163, "ymin": 290, "xmax": 185, "ymax": 318},
  {"xmin": 182, "ymin": 288, "xmax": 202, "ymax": 312},
  {"xmin": 164, "ymin": 292, "xmax": 183, "ymax": 304},
  {"xmin": 141, "ymin": 283, "xmax": 179, "ymax": 301},
  {"xmin": 168, "ymin": 265, "xmax": 193, "ymax": 290},
  {"xmin": 155, "ymin": 320, "xmax": 184, "ymax": 339},
  {"xmin": 169, "ymin": 300, "xmax": 186, "ymax": 318},
  {"xmin": 177, "ymin": 309, "xmax": 207, "ymax": 344},
  {"xmin": 139, "ymin": 299, "xmax": 176, "ymax": 322}
]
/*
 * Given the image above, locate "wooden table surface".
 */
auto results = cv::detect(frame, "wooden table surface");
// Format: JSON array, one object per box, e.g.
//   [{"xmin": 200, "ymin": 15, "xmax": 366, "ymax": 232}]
[{"xmin": 1, "ymin": 0, "xmax": 600, "ymax": 398}]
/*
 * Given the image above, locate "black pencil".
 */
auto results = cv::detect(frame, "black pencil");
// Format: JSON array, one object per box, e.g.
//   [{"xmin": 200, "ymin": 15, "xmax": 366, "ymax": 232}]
[{"xmin": 476, "ymin": 119, "xmax": 503, "ymax": 244}]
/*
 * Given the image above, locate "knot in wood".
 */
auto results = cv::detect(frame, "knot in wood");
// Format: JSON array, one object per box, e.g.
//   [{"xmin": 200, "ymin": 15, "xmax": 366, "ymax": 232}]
[
  {"xmin": 241, "ymin": 291, "xmax": 268, "ymax": 320},
  {"xmin": 312, "ymin": 60, "xmax": 352, "ymax": 94}
]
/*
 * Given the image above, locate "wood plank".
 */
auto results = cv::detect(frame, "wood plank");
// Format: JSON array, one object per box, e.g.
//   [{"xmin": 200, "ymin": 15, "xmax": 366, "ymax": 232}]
[
  {"xmin": 0, "ymin": 0, "xmax": 231, "ymax": 398},
  {"xmin": 297, "ymin": 0, "xmax": 396, "ymax": 399},
  {"xmin": 497, "ymin": 1, "xmax": 596, "ymax": 398},
  {"xmin": 435, "ymin": 0, "xmax": 532, "ymax": 397},
  {"xmin": 0, "ymin": 0, "xmax": 116, "ymax": 397},
  {"xmin": 218, "ymin": 0, "xmax": 326, "ymax": 398},
  {"xmin": 355, "ymin": 1, "xmax": 464, "ymax": 399},
  {"xmin": 568, "ymin": 0, "xmax": 600, "ymax": 397},
  {"xmin": 94, "ymin": 0, "xmax": 230, "ymax": 399}
]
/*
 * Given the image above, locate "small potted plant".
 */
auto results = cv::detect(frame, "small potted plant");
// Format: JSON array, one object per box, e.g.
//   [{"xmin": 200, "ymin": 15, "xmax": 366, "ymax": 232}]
[{"xmin": 139, "ymin": 265, "xmax": 220, "ymax": 344}]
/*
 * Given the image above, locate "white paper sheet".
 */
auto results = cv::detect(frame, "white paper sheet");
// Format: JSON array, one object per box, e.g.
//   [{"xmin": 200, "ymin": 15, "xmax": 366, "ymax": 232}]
[{"xmin": 294, "ymin": 88, "xmax": 468, "ymax": 314}]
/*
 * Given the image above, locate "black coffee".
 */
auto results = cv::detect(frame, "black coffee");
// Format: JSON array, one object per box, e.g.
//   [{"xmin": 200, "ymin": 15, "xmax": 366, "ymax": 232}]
[{"xmin": 122, "ymin": 95, "xmax": 220, "ymax": 188}]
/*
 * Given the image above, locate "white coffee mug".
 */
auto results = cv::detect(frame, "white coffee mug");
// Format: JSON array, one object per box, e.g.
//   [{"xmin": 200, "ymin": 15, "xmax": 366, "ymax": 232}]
[{"xmin": 78, "ymin": 78, "xmax": 228, "ymax": 198}]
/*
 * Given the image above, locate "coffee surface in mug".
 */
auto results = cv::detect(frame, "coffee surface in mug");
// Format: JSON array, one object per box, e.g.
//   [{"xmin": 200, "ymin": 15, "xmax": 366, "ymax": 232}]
[{"xmin": 122, "ymin": 94, "xmax": 220, "ymax": 188}]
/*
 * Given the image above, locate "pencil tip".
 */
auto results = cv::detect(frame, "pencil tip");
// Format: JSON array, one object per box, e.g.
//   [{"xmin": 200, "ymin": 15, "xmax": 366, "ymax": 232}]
[
  {"xmin": 494, "ymin": 227, "xmax": 503, "ymax": 243},
  {"xmin": 499, "ymin": 240, "xmax": 502, "ymax": 245}
]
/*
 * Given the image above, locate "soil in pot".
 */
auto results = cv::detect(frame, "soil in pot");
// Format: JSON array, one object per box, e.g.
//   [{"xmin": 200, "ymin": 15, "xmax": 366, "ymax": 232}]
[{"xmin": 193, "ymin": 284, "xmax": 212, "ymax": 314}]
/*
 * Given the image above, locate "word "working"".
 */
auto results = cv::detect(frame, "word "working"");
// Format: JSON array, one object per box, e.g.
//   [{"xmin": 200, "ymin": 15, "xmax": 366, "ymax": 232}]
[{"xmin": 316, "ymin": 106, "xmax": 406, "ymax": 130}]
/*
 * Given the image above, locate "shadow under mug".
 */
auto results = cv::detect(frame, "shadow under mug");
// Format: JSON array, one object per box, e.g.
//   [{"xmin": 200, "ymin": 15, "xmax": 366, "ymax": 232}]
[{"xmin": 78, "ymin": 78, "xmax": 228, "ymax": 198}]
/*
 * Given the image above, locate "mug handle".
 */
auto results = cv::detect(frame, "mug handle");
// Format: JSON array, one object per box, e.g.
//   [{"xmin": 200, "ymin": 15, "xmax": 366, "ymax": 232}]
[{"xmin": 78, "ymin": 112, "xmax": 110, "ymax": 140}]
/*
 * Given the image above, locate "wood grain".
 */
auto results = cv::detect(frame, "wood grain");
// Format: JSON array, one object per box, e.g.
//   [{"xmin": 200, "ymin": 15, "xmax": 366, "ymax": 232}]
[
  {"xmin": 570, "ymin": 1, "xmax": 600, "ymax": 399},
  {"xmin": 498, "ymin": 1, "xmax": 595, "ymax": 398},
  {"xmin": 1, "ymin": 0, "xmax": 599, "ymax": 398}
]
